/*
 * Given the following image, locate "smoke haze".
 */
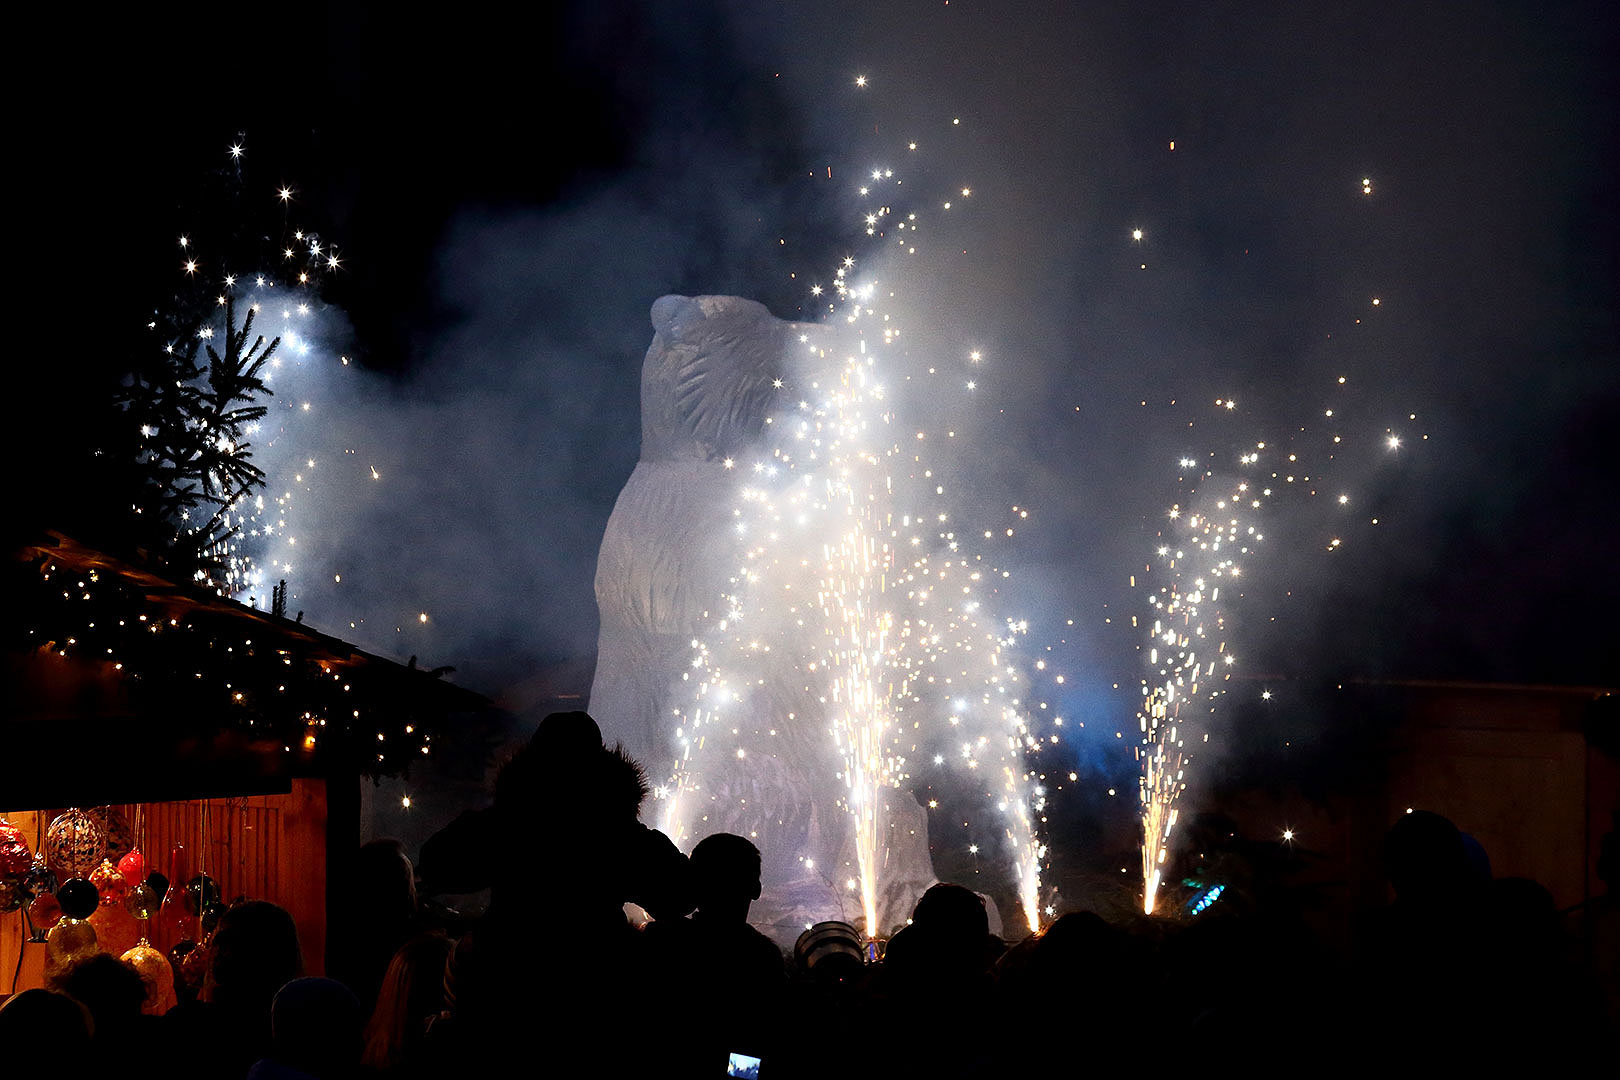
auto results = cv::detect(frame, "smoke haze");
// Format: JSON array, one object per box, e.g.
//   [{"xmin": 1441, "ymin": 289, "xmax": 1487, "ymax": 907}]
[{"xmin": 28, "ymin": 0, "xmax": 1616, "ymax": 873}]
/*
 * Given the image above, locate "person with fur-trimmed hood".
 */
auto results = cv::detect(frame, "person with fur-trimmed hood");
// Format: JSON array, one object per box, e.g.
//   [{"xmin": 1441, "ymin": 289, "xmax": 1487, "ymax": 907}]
[
  {"xmin": 423, "ymin": 711, "xmax": 693, "ymax": 1074},
  {"xmin": 420, "ymin": 710, "xmax": 694, "ymax": 922}
]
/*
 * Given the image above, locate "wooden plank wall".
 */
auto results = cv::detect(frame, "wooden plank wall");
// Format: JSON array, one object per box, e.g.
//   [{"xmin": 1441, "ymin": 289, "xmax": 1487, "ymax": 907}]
[{"xmin": 2, "ymin": 779, "xmax": 326, "ymax": 999}]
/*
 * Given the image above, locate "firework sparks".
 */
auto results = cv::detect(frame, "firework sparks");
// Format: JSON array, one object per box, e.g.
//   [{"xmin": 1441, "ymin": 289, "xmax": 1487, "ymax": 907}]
[
  {"xmin": 140, "ymin": 165, "xmax": 357, "ymax": 607},
  {"xmin": 663, "ymin": 94, "xmax": 1044, "ymax": 937},
  {"xmin": 1132, "ymin": 387, "xmax": 1421, "ymax": 914}
]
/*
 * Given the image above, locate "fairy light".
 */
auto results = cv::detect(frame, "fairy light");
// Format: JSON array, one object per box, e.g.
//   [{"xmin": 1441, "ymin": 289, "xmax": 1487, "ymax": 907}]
[{"xmin": 20, "ymin": 547, "xmax": 451, "ymax": 775}]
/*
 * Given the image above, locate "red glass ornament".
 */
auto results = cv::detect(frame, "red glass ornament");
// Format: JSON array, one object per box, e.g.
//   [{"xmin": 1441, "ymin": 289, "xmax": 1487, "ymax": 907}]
[
  {"xmin": 28, "ymin": 889, "xmax": 62, "ymax": 931},
  {"xmin": 117, "ymin": 849, "xmax": 147, "ymax": 893},
  {"xmin": 158, "ymin": 845, "xmax": 196, "ymax": 942},
  {"xmin": 0, "ymin": 819, "xmax": 31, "ymax": 875},
  {"xmin": 90, "ymin": 859, "xmax": 129, "ymax": 903}
]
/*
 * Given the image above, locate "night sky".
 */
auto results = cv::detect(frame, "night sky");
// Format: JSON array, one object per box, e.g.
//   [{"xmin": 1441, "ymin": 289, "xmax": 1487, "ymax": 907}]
[{"xmin": 25, "ymin": 0, "xmax": 1618, "ymax": 802}]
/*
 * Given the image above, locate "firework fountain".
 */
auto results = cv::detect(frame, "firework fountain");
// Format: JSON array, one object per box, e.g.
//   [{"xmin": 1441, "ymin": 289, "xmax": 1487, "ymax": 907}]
[
  {"xmin": 592, "ymin": 119, "xmax": 1046, "ymax": 942},
  {"xmin": 1132, "ymin": 449, "xmax": 1248, "ymax": 917},
  {"xmin": 661, "ymin": 313, "xmax": 1046, "ymax": 939},
  {"xmin": 1132, "ymin": 387, "xmax": 1419, "ymax": 915}
]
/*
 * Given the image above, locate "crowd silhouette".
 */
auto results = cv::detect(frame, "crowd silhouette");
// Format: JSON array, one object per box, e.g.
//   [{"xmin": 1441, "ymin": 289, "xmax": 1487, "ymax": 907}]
[{"xmin": 2, "ymin": 710, "xmax": 1612, "ymax": 1077}]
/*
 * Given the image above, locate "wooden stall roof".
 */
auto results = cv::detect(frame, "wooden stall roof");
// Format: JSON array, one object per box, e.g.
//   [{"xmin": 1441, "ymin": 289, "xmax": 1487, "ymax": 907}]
[
  {"xmin": 4, "ymin": 530, "xmax": 493, "ymax": 806},
  {"xmin": 18, "ymin": 531, "xmax": 489, "ymax": 686}
]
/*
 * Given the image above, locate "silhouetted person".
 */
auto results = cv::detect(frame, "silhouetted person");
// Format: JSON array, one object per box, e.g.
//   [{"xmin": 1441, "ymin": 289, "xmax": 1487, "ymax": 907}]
[
  {"xmin": 419, "ymin": 711, "xmax": 693, "ymax": 918},
  {"xmin": 1473, "ymin": 876, "xmax": 1600, "ymax": 1055},
  {"xmin": 882, "ymin": 882, "xmax": 1000, "ymax": 987},
  {"xmin": 0, "ymin": 988, "xmax": 91, "ymax": 1070},
  {"xmin": 644, "ymin": 833, "xmax": 785, "ymax": 1075},
  {"xmin": 870, "ymin": 884, "xmax": 1002, "ymax": 1077},
  {"xmin": 1570, "ymin": 812, "xmax": 1620, "ymax": 1037},
  {"xmin": 684, "ymin": 832, "xmax": 785, "ymax": 978},
  {"xmin": 361, "ymin": 931, "xmax": 454, "ymax": 1078},
  {"xmin": 164, "ymin": 899, "xmax": 306, "ymax": 1079},
  {"xmin": 330, "ymin": 838, "xmax": 420, "ymax": 1016},
  {"xmin": 1385, "ymin": 809, "xmax": 1478, "ymax": 913},
  {"xmin": 248, "ymin": 977, "xmax": 363, "ymax": 1080},
  {"xmin": 995, "ymin": 910, "xmax": 1135, "ymax": 1054},
  {"xmin": 1169, "ymin": 901, "xmax": 1335, "ymax": 1059},
  {"xmin": 431, "ymin": 711, "xmax": 693, "ymax": 1076},
  {"xmin": 1353, "ymin": 810, "xmax": 1492, "ymax": 1066},
  {"xmin": 991, "ymin": 911, "xmax": 1134, "ymax": 1072},
  {"xmin": 57, "ymin": 952, "xmax": 160, "ymax": 1069}
]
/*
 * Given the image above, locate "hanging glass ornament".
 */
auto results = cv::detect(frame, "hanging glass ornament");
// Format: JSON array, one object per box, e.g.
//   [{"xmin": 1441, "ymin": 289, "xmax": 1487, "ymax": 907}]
[
  {"xmin": 45, "ymin": 808, "xmax": 105, "ymax": 880},
  {"xmin": 89, "ymin": 896, "xmax": 140, "ymax": 959},
  {"xmin": 56, "ymin": 877, "xmax": 100, "ymax": 920},
  {"xmin": 117, "ymin": 849, "xmax": 147, "ymax": 893},
  {"xmin": 0, "ymin": 876, "xmax": 21, "ymax": 913},
  {"xmin": 125, "ymin": 880, "xmax": 160, "ymax": 920},
  {"xmin": 158, "ymin": 846, "xmax": 192, "ymax": 941},
  {"xmin": 121, "ymin": 940, "xmax": 178, "ymax": 1015},
  {"xmin": 185, "ymin": 874, "xmax": 221, "ymax": 915},
  {"xmin": 89, "ymin": 860, "xmax": 128, "ymax": 904},
  {"xmin": 46, "ymin": 916, "xmax": 99, "ymax": 975},
  {"xmin": 145, "ymin": 870, "xmax": 169, "ymax": 903},
  {"xmin": 0, "ymin": 818, "xmax": 31, "ymax": 875},
  {"xmin": 22, "ymin": 855, "xmax": 58, "ymax": 900},
  {"xmin": 172, "ymin": 938, "xmax": 211, "ymax": 999},
  {"xmin": 27, "ymin": 890, "xmax": 62, "ymax": 932}
]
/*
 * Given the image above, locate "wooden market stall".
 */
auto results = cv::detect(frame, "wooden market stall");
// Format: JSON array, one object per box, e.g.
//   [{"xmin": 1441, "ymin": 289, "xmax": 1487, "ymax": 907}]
[{"xmin": 2, "ymin": 530, "xmax": 490, "ymax": 998}]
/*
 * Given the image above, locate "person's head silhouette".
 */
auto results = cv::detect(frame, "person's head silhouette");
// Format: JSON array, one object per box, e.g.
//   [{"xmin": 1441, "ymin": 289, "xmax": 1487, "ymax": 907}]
[
  {"xmin": 690, "ymin": 833, "xmax": 762, "ymax": 923},
  {"xmin": 1385, "ymin": 810, "xmax": 1472, "ymax": 905}
]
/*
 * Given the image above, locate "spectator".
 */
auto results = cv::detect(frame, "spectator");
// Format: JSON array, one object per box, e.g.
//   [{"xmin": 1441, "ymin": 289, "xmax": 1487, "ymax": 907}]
[
  {"xmin": 56, "ymin": 952, "xmax": 158, "ymax": 1069},
  {"xmin": 361, "ymin": 932, "xmax": 454, "ymax": 1078},
  {"xmin": 434, "ymin": 711, "xmax": 692, "ymax": 1075},
  {"xmin": 248, "ymin": 977, "xmax": 363, "ymax": 1080},
  {"xmin": 868, "ymin": 884, "xmax": 1002, "ymax": 1077},
  {"xmin": 164, "ymin": 899, "xmax": 305, "ymax": 1079},
  {"xmin": 644, "ymin": 833, "xmax": 784, "ymax": 1075},
  {"xmin": 330, "ymin": 839, "xmax": 421, "ymax": 1015},
  {"xmin": 0, "ymin": 988, "xmax": 92, "ymax": 1070}
]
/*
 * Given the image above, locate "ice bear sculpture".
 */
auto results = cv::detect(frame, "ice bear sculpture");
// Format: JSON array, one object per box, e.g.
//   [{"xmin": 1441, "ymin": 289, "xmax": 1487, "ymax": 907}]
[
  {"xmin": 590, "ymin": 295, "xmax": 947, "ymax": 941},
  {"xmin": 590, "ymin": 295, "xmax": 789, "ymax": 770}
]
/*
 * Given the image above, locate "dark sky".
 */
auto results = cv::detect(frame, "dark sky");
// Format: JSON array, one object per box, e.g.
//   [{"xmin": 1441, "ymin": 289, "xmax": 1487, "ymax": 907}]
[{"xmin": 29, "ymin": 0, "xmax": 1618, "ymax": 730}]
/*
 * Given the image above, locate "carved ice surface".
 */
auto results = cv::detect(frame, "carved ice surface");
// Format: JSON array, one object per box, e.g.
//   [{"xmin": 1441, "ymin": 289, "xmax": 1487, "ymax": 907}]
[
  {"xmin": 592, "ymin": 296, "xmax": 794, "ymax": 773},
  {"xmin": 591, "ymin": 295, "xmax": 1012, "ymax": 944}
]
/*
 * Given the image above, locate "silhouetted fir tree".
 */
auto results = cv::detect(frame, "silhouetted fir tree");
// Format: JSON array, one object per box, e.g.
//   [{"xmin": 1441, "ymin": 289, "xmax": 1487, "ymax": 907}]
[
  {"xmin": 115, "ymin": 294, "xmax": 277, "ymax": 588},
  {"xmin": 33, "ymin": 132, "xmax": 345, "ymax": 591}
]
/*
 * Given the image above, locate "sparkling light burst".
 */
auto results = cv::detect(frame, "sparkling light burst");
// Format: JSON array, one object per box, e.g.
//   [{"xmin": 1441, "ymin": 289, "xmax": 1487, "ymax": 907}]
[
  {"xmin": 1133, "ymin": 390, "xmax": 1420, "ymax": 914},
  {"xmin": 662, "ymin": 109, "xmax": 1045, "ymax": 938},
  {"xmin": 142, "ymin": 166, "xmax": 352, "ymax": 604}
]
